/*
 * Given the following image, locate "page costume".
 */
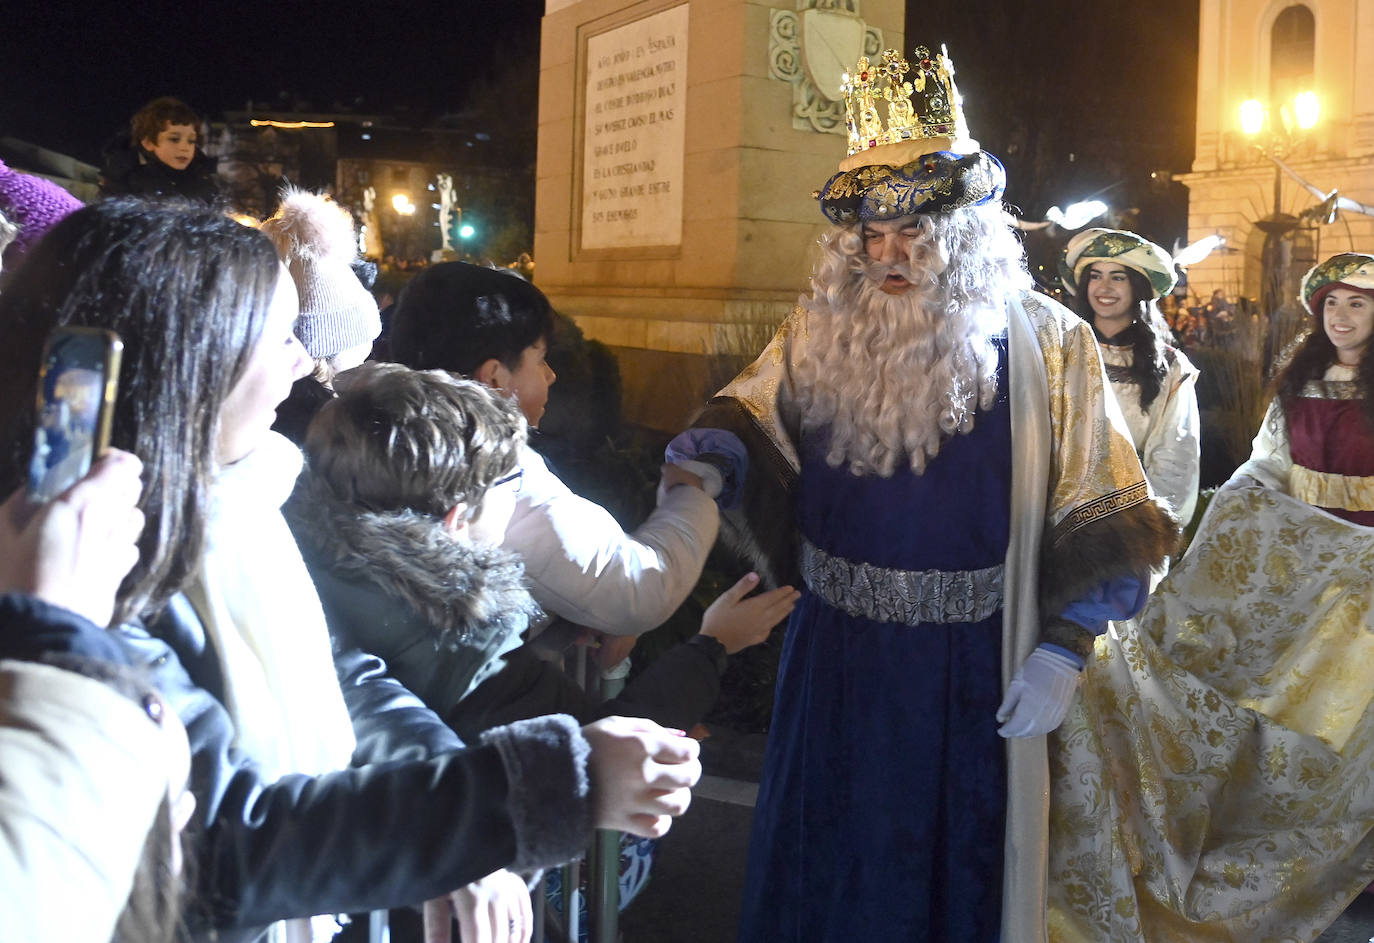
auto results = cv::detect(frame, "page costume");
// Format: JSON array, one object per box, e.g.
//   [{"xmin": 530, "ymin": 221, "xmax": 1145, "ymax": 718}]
[
  {"xmin": 1096, "ymin": 334, "xmax": 1201, "ymax": 523},
  {"xmin": 1048, "ymin": 252, "xmax": 1374, "ymax": 942},
  {"xmin": 1061, "ymin": 228, "xmax": 1202, "ymax": 523},
  {"xmin": 1242, "ymin": 377, "xmax": 1374, "ymax": 526}
]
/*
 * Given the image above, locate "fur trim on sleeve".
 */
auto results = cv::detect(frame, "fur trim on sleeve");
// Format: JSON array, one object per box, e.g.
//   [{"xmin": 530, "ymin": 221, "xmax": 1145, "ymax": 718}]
[
  {"xmin": 481, "ymin": 714, "xmax": 592, "ymax": 872},
  {"xmin": 1040, "ymin": 494, "xmax": 1180, "ymax": 621}
]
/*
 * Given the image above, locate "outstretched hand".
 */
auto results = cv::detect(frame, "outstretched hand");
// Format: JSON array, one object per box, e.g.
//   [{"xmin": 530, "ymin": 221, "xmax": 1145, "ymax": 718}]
[
  {"xmin": 657, "ymin": 462, "xmax": 705, "ymax": 505},
  {"xmin": 424, "ymin": 868, "xmax": 532, "ymax": 943},
  {"xmin": 0, "ymin": 449, "xmax": 144, "ymax": 627},
  {"xmin": 700, "ymin": 572, "xmax": 800, "ymax": 654},
  {"xmin": 583, "ymin": 715, "xmax": 701, "ymax": 838}
]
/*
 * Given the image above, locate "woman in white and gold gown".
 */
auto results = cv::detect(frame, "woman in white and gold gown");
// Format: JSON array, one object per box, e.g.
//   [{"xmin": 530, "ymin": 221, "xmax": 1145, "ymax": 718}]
[{"xmin": 1048, "ymin": 253, "xmax": 1374, "ymax": 942}]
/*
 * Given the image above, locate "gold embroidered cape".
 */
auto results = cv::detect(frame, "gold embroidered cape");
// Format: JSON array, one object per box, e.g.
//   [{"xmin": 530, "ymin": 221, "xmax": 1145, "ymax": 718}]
[
  {"xmin": 1049, "ymin": 482, "xmax": 1374, "ymax": 942},
  {"xmin": 698, "ymin": 290, "xmax": 1176, "ymax": 943}
]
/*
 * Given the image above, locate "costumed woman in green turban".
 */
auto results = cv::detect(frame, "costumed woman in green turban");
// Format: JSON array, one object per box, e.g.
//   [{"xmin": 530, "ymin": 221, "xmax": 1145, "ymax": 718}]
[
  {"xmin": 1049, "ymin": 252, "xmax": 1374, "ymax": 942},
  {"xmin": 1061, "ymin": 228, "xmax": 1201, "ymax": 525}
]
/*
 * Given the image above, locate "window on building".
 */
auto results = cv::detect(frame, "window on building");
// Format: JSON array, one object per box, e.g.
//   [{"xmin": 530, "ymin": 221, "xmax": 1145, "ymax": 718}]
[{"xmin": 1270, "ymin": 5, "xmax": 1315, "ymax": 107}]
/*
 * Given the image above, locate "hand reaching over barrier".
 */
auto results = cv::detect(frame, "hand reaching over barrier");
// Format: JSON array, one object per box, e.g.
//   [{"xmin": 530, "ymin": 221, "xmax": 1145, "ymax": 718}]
[{"xmin": 583, "ymin": 715, "xmax": 702, "ymax": 838}]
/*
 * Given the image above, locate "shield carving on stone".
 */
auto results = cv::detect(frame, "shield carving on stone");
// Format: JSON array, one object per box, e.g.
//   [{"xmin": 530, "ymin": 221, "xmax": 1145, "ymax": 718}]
[{"xmin": 801, "ymin": 8, "xmax": 865, "ymax": 103}]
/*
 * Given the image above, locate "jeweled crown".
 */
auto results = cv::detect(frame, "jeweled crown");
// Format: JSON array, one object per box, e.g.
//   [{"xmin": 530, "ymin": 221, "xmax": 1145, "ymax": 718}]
[{"xmin": 839, "ymin": 44, "xmax": 976, "ymax": 171}]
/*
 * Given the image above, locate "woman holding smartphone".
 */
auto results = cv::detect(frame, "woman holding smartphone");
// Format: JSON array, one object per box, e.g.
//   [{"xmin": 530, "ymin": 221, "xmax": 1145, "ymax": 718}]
[{"xmin": 0, "ymin": 200, "xmax": 701, "ymax": 943}]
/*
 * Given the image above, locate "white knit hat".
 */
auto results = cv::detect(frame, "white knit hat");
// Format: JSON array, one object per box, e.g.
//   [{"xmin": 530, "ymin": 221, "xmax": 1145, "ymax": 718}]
[{"xmin": 259, "ymin": 189, "xmax": 380, "ymax": 359}]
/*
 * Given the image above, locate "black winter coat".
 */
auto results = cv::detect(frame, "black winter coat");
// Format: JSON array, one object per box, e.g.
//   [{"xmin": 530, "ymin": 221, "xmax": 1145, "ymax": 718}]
[
  {"xmin": 99, "ymin": 146, "xmax": 223, "ymax": 206},
  {"xmin": 287, "ymin": 477, "xmax": 726, "ymax": 746},
  {"xmin": 117, "ymin": 593, "xmax": 594, "ymax": 942},
  {"xmin": 0, "ymin": 593, "xmax": 134, "ymax": 665}
]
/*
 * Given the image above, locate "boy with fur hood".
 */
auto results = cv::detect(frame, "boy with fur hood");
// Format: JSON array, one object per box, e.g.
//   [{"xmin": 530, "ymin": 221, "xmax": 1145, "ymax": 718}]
[{"xmin": 287, "ymin": 362, "xmax": 797, "ymax": 741}]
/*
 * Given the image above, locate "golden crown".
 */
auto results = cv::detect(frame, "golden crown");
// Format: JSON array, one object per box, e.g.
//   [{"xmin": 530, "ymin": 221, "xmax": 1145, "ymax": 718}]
[{"xmin": 839, "ymin": 45, "xmax": 976, "ymax": 172}]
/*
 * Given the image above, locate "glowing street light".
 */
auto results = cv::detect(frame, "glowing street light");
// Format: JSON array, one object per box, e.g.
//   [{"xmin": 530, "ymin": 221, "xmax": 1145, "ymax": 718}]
[
  {"xmin": 1239, "ymin": 99, "xmax": 1266, "ymax": 136},
  {"xmin": 459, "ymin": 224, "xmax": 475, "ymax": 239},
  {"xmin": 391, "ymin": 193, "xmax": 416, "ymax": 216},
  {"xmin": 1292, "ymin": 91, "xmax": 1320, "ymax": 130},
  {"xmin": 1238, "ymin": 89, "xmax": 1322, "ymax": 221},
  {"xmin": 1238, "ymin": 89, "xmax": 1322, "ymax": 324},
  {"xmin": 1239, "ymin": 90, "xmax": 1320, "ymax": 141}
]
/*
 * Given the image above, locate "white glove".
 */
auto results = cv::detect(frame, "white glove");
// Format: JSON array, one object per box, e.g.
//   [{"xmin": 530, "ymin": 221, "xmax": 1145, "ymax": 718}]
[{"xmin": 996, "ymin": 646, "xmax": 1082, "ymax": 738}]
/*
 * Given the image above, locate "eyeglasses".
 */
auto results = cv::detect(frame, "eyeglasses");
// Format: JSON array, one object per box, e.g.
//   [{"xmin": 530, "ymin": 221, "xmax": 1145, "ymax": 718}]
[{"xmin": 492, "ymin": 468, "xmax": 524, "ymax": 494}]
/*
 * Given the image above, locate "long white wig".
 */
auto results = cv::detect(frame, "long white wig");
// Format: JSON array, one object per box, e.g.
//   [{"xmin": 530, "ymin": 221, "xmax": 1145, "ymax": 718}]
[{"xmin": 792, "ymin": 202, "xmax": 1031, "ymax": 477}]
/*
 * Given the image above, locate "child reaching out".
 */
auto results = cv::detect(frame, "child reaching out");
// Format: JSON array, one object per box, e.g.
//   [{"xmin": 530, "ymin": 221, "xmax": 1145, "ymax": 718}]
[
  {"xmin": 385, "ymin": 262, "xmax": 722, "ymax": 644},
  {"xmin": 290, "ymin": 361, "xmax": 799, "ymax": 740},
  {"xmin": 290, "ymin": 362, "xmax": 795, "ymax": 940}
]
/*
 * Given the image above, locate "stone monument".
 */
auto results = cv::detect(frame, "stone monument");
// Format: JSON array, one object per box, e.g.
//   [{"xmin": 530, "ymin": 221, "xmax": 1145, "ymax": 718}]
[{"xmin": 535, "ymin": 0, "xmax": 903, "ymax": 430}]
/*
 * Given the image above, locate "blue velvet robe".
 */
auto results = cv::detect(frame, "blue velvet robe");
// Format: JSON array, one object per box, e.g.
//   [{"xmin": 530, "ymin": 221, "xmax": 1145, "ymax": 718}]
[{"xmin": 738, "ymin": 343, "xmax": 1012, "ymax": 942}]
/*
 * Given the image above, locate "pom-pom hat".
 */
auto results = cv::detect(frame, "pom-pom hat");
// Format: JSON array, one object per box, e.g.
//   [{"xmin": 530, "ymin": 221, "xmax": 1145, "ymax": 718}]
[
  {"xmin": 258, "ymin": 189, "xmax": 380, "ymax": 359},
  {"xmin": 1059, "ymin": 228, "xmax": 1177, "ymax": 300},
  {"xmin": 1300, "ymin": 253, "xmax": 1374, "ymax": 315}
]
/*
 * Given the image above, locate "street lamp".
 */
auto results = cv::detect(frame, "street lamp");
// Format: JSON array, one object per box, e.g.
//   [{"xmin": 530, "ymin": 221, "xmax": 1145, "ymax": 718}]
[
  {"xmin": 1239, "ymin": 90, "xmax": 1320, "ymax": 333},
  {"xmin": 1239, "ymin": 90, "xmax": 1320, "ymax": 223}
]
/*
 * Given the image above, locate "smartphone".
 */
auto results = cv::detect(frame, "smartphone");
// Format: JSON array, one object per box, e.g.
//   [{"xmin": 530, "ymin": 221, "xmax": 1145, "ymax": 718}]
[{"xmin": 27, "ymin": 327, "xmax": 123, "ymax": 502}]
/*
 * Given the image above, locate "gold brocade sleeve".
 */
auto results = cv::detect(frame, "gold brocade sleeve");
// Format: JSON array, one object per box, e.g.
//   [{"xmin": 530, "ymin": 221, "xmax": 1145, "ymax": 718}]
[
  {"xmin": 1022, "ymin": 295, "xmax": 1180, "ymax": 622},
  {"xmin": 1290, "ymin": 465, "xmax": 1374, "ymax": 511},
  {"xmin": 692, "ymin": 310, "xmax": 809, "ymax": 589},
  {"xmin": 1037, "ymin": 302, "xmax": 1153, "ymax": 540},
  {"xmin": 711, "ymin": 308, "xmax": 807, "ymax": 473}
]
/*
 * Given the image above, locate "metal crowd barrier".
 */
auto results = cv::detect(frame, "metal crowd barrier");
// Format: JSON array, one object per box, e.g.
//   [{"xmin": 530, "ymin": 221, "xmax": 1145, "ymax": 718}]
[{"xmin": 367, "ymin": 628, "xmax": 624, "ymax": 943}]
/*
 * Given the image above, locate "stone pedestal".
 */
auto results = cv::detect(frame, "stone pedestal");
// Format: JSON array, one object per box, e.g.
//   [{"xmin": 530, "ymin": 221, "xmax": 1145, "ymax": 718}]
[{"xmin": 535, "ymin": 0, "xmax": 902, "ymax": 430}]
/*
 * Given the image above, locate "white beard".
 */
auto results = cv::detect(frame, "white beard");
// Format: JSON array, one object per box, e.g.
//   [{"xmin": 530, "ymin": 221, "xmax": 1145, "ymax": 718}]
[{"xmin": 793, "ymin": 258, "xmax": 1005, "ymax": 478}]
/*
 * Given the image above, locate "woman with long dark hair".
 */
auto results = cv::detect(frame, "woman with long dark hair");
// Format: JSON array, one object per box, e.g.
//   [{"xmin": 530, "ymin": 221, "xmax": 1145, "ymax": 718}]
[
  {"xmin": 0, "ymin": 199, "xmax": 701, "ymax": 943},
  {"xmin": 1061, "ymin": 228, "xmax": 1201, "ymax": 524},
  {"xmin": 1237, "ymin": 253, "xmax": 1374, "ymax": 521},
  {"xmin": 1048, "ymin": 252, "xmax": 1374, "ymax": 940}
]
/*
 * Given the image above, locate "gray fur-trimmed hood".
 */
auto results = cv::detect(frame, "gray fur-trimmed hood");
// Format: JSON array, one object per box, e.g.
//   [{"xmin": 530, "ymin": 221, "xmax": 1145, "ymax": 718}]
[{"xmin": 286, "ymin": 472, "xmax": 543, "ymax": 704}]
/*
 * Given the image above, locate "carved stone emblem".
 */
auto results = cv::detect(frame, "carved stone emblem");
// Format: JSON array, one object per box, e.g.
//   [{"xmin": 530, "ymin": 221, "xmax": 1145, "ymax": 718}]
[{"xmin": 769, "ymin": 0, "xmax": 882, "ymax": 135}]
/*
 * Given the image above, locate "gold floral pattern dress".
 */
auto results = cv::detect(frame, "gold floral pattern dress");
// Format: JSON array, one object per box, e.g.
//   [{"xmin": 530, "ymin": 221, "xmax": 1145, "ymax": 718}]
[{"xmin": 1048, "ymin": 370, "xmax": 1374, "ymax": 942}]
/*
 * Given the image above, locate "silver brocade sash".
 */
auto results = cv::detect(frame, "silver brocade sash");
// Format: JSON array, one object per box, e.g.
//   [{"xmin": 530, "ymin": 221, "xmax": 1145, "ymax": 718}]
[{"xmin": 800, "ymin": 539, "xmax": 1005, "ymax": 626}]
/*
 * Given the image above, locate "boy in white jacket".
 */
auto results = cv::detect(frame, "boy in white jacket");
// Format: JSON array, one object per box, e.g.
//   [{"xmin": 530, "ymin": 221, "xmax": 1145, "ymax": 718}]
[{"xmin": 387, "ymin": 262, "xmax": 719, "ymax": 640}]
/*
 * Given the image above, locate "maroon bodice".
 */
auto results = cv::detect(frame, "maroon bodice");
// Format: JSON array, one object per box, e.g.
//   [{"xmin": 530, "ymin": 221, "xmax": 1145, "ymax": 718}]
[{"xmin": 1287, "ymin": 390, "xmax": 1374, "ymax": 525}]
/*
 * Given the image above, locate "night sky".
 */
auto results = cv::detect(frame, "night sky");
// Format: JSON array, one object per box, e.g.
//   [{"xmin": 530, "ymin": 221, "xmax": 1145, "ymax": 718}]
[
  {"xmin": 2, "ymin": 0, "xmax": 1199, "ymax": 242},
  {"xmin": 1, "ymin": 0, "xmax": 544, "ymax": 160}
]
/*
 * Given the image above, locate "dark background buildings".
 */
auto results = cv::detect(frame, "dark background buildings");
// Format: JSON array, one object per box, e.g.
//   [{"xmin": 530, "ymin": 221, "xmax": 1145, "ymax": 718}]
[{"xmin": 3, "ymin": 0, "xmax": 1198, "ymax": 253}]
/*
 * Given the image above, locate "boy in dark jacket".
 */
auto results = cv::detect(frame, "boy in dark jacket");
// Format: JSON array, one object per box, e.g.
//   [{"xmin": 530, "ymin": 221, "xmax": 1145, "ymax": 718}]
[
  {"xmin": 100, "ymin": 97, "xmax": 222, "ymax": 205},
  {"xmin": 290, "ymin": 362, "xmax": 797, "ymax": 740}
]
